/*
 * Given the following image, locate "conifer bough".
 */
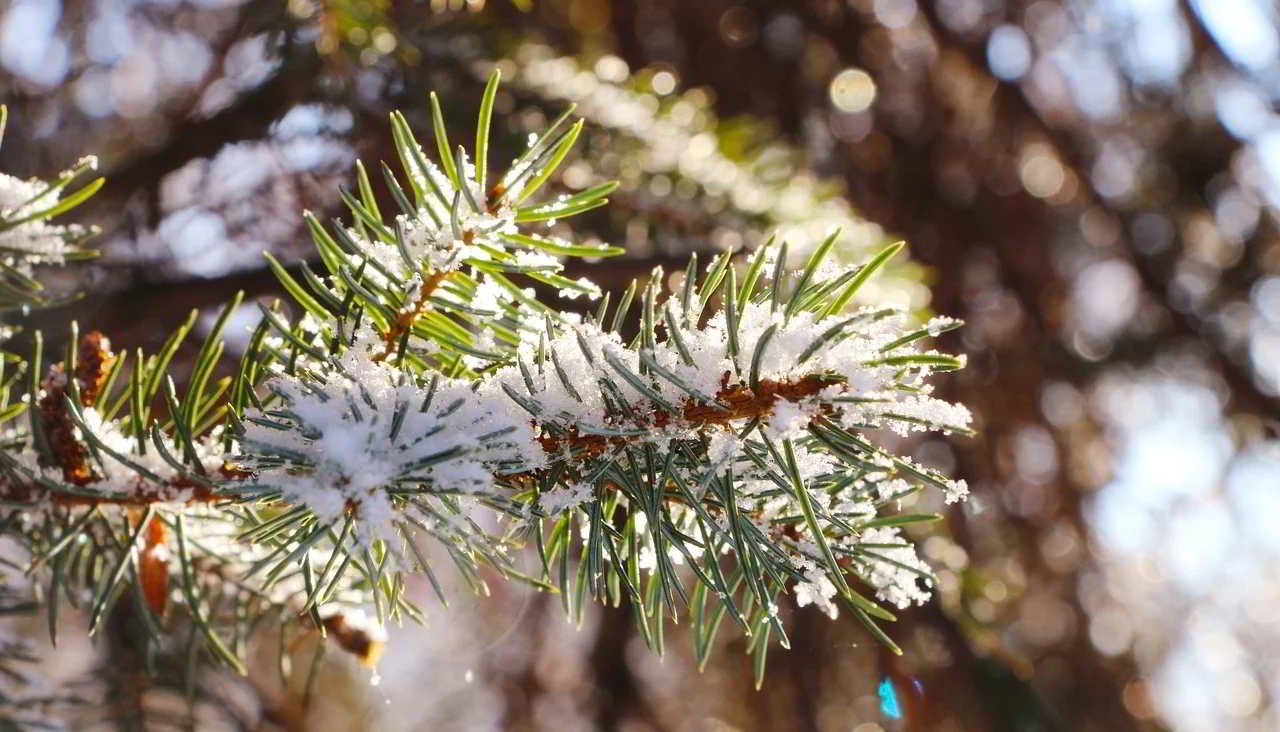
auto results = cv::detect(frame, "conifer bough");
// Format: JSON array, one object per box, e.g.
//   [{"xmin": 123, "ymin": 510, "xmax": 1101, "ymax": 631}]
[{"xmin": 0, "ymin": 72, "xmax": 970, "ymax": 694}]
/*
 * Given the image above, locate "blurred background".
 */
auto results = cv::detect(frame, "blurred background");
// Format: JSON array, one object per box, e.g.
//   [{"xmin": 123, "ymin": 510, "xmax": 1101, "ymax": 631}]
[{"xmin": 2, "ymin": 0, "xmax": 1279, "ymax": 730}]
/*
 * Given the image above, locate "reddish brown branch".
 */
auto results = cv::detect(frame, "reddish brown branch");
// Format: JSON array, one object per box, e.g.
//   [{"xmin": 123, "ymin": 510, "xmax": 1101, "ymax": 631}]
[
  {"xmin": 8, "ymin": 325, "xmax": 840, "ymax": 514},
  {"xmin": 536, "ymin": 372, "xmax": 841, "ymax": 461},
  {"xmin": 0, "ymin": 472, "xmax": 232, "ymax": 508},
  {"xmin": 372, "ymin": 268, "xmax": 451, "ymax": 362}
]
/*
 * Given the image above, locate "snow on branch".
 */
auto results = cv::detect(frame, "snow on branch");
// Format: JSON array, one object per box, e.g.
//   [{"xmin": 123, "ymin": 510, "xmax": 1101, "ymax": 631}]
[
  {"xmin": 0, "ymin": 106, "xmax": 103, "ymax": 315},
  {"xmin": 238, "ymin": 347, "xmax": 540, "ymax": 550},
  {"xmin": 0, "ymin": 75, "xmax": 973, "ymax": 687}
]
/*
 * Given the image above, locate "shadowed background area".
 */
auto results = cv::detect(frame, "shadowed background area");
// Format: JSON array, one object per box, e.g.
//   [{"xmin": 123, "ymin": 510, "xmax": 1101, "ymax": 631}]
[{"xmin": 1, "ymin": 1, "xmax": 1278, "ymax": 730}]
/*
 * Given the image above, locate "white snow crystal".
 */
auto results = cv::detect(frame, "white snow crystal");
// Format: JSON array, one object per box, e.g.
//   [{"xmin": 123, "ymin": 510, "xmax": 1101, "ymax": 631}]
[
  {"xmin": 540, "ymin": 481, "xmax": 593, "ymax": 515},
  {"xmin": 240, "ymin": 349, "xmax": 541, "ymax": 548},
  {"xmin": 0, "ymin": 173, "xmax": 78, "ymax": 268}
]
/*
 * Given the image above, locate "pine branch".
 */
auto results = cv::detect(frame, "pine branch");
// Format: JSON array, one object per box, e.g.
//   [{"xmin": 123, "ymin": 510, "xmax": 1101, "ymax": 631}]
[{"xmin": 0, "ymin": 71, "xmax": 972, "ymax": 703}]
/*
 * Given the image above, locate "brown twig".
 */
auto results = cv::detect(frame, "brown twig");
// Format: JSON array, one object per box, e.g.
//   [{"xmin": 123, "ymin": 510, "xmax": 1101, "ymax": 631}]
[
  {"xmin": 372, "ymin": 268, "xmax": 451, "ymax": 362},
  {"xmin": 0, "ymin": 469, "xmax": 240, "ymax": 508},
  {"xmin": 536, "ymin": 372, "xmax": 841, "ymax": 462}
]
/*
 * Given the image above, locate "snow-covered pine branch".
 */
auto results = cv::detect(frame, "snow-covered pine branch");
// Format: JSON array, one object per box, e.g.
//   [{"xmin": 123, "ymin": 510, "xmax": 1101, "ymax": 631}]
[
  {"xmin": 237, "ymin": 347, "xmax": 541, "ymax": 552},
  {"xmin": 497, "ymin": 240, "xmax": 971, "ymax": 630},
  {"xmin": 0, "ymin": 72, "xmax": 972, "ymax": 690},
  {"xmin": 0, "ymin": 106, "xmax": 103, "ymax": 317},
  {"xmin": 237, "ymin": 220, "xmax": 970, "ymax": 672}
]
